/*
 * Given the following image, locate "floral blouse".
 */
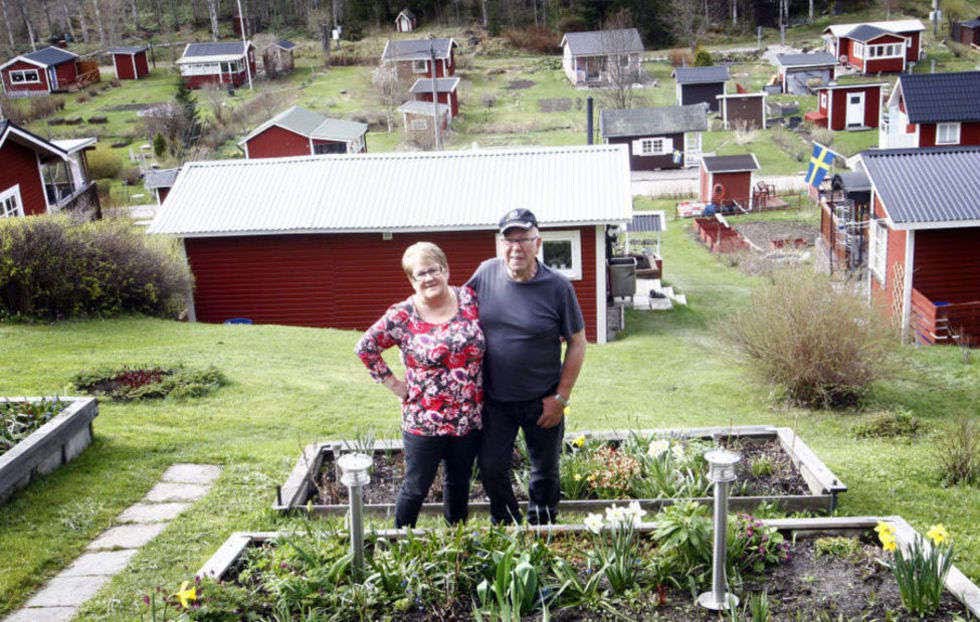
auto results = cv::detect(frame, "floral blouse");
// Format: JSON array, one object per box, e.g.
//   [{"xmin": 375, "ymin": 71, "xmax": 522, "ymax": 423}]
[{"xmin": 355, "ymin": 286, "xmax": 485, "ymax": 437}]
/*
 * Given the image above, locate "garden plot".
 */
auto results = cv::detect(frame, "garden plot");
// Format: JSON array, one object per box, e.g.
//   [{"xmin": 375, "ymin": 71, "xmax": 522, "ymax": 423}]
[
  {"xmin": 0, "ymin": 397, "xmax": 98, "ymax": 505},
  {"xmin": 275, "ymin": 426, "xmax": 846, "ymax": 517},
  {"xmin": 194, "ymin": 516, "xmax": 978, "ymax": 620}
]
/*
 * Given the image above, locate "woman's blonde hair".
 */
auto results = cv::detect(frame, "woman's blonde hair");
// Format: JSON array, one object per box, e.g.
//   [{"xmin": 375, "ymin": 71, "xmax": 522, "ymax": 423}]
[{"xmin": 401, "ymin": 242, "xmax": 448, "ymax": 278}]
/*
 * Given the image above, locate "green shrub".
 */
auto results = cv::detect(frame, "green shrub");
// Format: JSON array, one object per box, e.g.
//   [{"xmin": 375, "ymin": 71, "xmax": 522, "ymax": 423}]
[
  {"xmin": 72, "ymin": 365, "xmax": 226, "ymax": 400},
  {"xmin": 0, "ymin": 215, "xmax": 191, "ymax": 320},
  {"xmin": 854, "ymin": 410, "xmax": 923, "ymax": 439},
  {"xmin": 86, "ymin": 147, "xmax": 124, "ymax": 179},
  {"xmin": 937, "ymin": 416, "xmax": 978, "ymax": 487},
  {"xmin": 153, "ymin": 132, "xmax": 167, "ymax": 157},
  {"xmin": 1, "ymin": 399, "xmax": 66, "ymax": 455},
  {"xmin": 725, "ymin": 268, "xmax": 895, "ymax": 408},
  {"xmin": 814, "ymin": 536, "xmax": 860, "ymax": 559},
  {"xmin": 693, "ymin": 47, "xmax": 713, "ymax": 66}
]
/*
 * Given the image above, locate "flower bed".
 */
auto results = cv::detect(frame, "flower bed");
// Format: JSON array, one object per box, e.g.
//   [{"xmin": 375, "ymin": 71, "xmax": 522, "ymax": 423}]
[
  {"xmin": 0, "ymin": 397, "xmax": 98, "ymax": 505},
  {"xmin": 187, "ymin": 516, "xmax": 979, "ymax": 620},
  {"xmin": 71, "ymin": 365, "xmax": 226, "ymax": 401},
  {"xmin": 274, "ymin": 426, "xmax": 847, "ymax": 517}
]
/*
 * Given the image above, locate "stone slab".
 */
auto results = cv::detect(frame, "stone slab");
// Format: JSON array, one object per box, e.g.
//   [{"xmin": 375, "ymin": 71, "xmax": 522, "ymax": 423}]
[
  {"xmin": 118, "ymin": 502, "xmax": 189, "ymax": 523},
  {"xmin": 24, "ymin": 574, "xmax": 112, "ymax": 608},
  {"xmin": 161, "ymin": 464, "xmax": 221, "ymax": 485},
  {"xmin": 87, "ymin": 523, "xmax": 166, "ymax": 551},
  {"xmin": 144, "ymin": 482, "xmax": 210, "ymax": 502},
  {"xmin": 61, "ymin": 549, "xmax": 138, "ymax": 577},
  {"xmin": 3, "ymin": 606, "xmax": 78, "ymax": 622}
]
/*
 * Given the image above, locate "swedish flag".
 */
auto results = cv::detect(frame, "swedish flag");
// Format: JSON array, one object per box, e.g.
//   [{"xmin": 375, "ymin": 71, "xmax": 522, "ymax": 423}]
[{"xmin": 805, "ymin": 143, "xmax": 838, "ymax": 188}]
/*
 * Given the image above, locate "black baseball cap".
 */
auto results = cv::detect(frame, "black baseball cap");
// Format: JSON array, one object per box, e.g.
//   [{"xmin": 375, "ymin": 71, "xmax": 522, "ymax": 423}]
[{"xmin": 498, "ymin": 208, "xmax": 538, "ymax": 234}]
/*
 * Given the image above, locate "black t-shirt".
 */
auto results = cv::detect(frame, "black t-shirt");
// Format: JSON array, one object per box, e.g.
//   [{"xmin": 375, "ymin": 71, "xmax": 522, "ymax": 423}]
[{"xmin": 466, "ymin": 258, "xmax": 584, "ymax": 402}]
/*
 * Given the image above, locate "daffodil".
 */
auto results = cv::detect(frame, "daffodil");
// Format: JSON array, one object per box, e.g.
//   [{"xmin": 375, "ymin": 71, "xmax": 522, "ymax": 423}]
[
  {"xmin": 647, "ymin": 440, "xmax": 669, "ymax": 458},
  {"xmin": 875, "ymin": 522, "xmax": 895, "ymax": 538},
  {"xmin": 572, "ymin": 435, "xmax": 586, "ymax": 449},
  {"xmin": 584, "ymin": 513, "xmax": 604, "ymax": 534},
  {"xmin": 881, "ymin": 537, "xmax": 897, "ymax": 553},
  {"xmin": 176, "ymin": 580, "xmax": 197, "ymax": 608},
  {"xmin": 926, "ymin": 524, "xmax": 949, "ymax": 546},
  {"xmin": 573, "ymin": 474, "xmax": 583, "ymax": 481}
]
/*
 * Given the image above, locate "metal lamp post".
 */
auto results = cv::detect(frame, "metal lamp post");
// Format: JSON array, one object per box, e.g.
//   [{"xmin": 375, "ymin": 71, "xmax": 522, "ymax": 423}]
[
  {"xmin": 697, "ymin": 448, "xmax": 741, "ymax": 611},
  {"xmin": 337, "ymin": 452, "xmax": 372, "ymax": 578}
]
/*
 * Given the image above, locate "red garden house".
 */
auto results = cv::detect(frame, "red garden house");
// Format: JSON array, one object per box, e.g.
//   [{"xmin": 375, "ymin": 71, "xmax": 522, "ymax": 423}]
[
  {"xmin": 808, "ymin": 83, "xmax": 883, "ymax": 130},
  {"xmin": 0, "ymin": 46, "xmax": 98, "ymax": 96},
  {"xmin": 410, "ymin": 77, "xmax": 460, "ymax": 118},
  {"xmin": 110, "ymin": 46, "xmax": 149, "ymax": 80},
  {"xmin": 880, "ymin": 71, "xmax": 980, "ymax": 149},
  {"xmin": 823, "ymin": 19, "xmax": 924, "ymax": 75},
  {"xmin": 177, "ymin": 41, "xmax": 255, "ymax": 89},
  {"xmin": 239, "ymin": 106, "xmax": 368, "ymax": 157}
]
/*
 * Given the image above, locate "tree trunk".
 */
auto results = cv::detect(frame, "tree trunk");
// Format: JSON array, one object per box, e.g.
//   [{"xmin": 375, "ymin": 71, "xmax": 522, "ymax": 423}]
[
  {"xmin": 16, "ymin": 0, "xmax": 37, "ymax": 50},
  {"xmin": 130, "ymin": 0, "xmax": 138, "ymax": 26},
  {"xmin": 62, "ymin": 1, "xmax": 76, "ymax": 40},
  {"xmin": 2, "ymin": 0, "xmax": 16, "ymax": 48},
  {"xmin": 41, "ymin": 0, "xmax": 53, "ymax": 36},
  {"xmin": 152, "ymin": 0, "xmax": 162, "ymax": 32},
  {"xmin": 205, "ymin": 0, "xmax": 219, "ymax": 40},
  {"xmin": 191, "ymin": 0, "xmax": 200, "ymax": 24},
  {"xmin": 731, "ymin": 0, "xmax": 736, "ymax": 25},
  {"xmin": 809, "ymin": 0, "xmax": 814, "ymax": 22},
  {"xmin": 480, "ymin": 0, "xmax": 487, "ymax": 27},
  {"xmin": 91, "ymin": 0, "xmax": 105, "ymax": 46},
  {"xmin": 78, "ymin": 6, "xmax": 89, "ymax": 42}
]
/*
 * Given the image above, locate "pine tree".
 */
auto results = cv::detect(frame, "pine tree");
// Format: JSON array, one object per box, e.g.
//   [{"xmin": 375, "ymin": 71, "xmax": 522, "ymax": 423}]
[{"xmin": 174, "ymin": 80, "xmax": 201, "ymax": 149}]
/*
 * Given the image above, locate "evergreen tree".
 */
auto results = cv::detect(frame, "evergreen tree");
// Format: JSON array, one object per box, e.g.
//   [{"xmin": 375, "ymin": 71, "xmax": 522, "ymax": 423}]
[{"xmin": 173, "ymin": 80, "xmax": 201, "ymax": 149}]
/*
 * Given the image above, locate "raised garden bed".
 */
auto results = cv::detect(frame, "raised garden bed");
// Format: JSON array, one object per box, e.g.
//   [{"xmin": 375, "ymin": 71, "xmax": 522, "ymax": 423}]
[
  {"xmin": 275, "ymin": 426, "xmax": 846, "ymax": 517},
  {"xmin": 195, "ymin": 516, "xmax": 979, "ymax": 620},
  {"xmin": 0, "ymin": 397, "xmax": 98, "ymax": 504}
]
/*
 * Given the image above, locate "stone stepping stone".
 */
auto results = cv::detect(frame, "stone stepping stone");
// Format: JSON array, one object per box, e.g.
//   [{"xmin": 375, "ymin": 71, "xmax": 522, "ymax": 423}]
[
  {"xmin": 118, "ymin": 502, "xmax": 189, "ymax": 523},
  {"xmin": 24, "ymin": 574, "xmax": 113, "ymax": 608},
  {"xmin": 87, "ymin": 523, "xmax": 167, "ymax": 551},
  {"xmin": 144, "ymin": 482, "xmax": 210, "ymax": 502},
  {"xmin": 162, "ymin": 464, "xmax": 221, "ymax": 485},
  {"xmin": 62, "ymin": 550, "xmax": 138, "ymax": 577}
]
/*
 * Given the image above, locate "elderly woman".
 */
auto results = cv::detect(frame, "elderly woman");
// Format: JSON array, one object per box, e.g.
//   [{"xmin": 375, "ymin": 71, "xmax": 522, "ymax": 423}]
[{"xmin": 355, "ymin": 242, "xmax": 485, "ymax": 528}]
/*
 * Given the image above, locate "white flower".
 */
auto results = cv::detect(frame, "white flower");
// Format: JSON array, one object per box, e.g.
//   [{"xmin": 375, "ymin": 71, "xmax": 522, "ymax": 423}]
[
  {"xmin": 625, "ymin": 501, "xmax": 647, "ymax": 525},
  {"xmin": 584, "ymin": 513, "xmax": 604, "ymax": 534},
  {"xmin": 671, "ymin": 443, "xmax": 686, "ymax": 461},
  {"xmin": 647, "ymin": 439, "xmax": 670, "ymax": 458},
  {"xmin": 604, "ymin": 505, "xmax": 628, "ymax": 527}
]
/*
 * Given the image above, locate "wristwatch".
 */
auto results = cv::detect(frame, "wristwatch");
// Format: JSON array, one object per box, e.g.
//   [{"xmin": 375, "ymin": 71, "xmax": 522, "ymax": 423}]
[{"xmin": 553, "ymin": 393, "xmax": 569, "ymax": 407}]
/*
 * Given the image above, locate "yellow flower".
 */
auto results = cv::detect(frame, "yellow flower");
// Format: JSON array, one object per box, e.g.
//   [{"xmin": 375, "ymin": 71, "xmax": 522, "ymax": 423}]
[
  {"xmin": 176, "ymin": 580, "xmax": 197, "ymax": 608},
  {"xmin": 875, "ymin": 522, "xmax": 895, "ymax": 538},
  {"xmin": 926, "ymin": 524, "xmax": 949, "ymax": 546},
  {"xmin": 882, "ymin": 537, "xmax": 897, "ymax": 553},
  {"xmin": 572, "ymin": 435, "xmax": 586, "ymax": 448},
  {"xmin": 573, "ymin": 474, "xmax": 583, "ymax": 481}
]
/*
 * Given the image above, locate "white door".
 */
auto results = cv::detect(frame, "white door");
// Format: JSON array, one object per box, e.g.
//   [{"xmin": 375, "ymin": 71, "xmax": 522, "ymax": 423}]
[{"xmin": 846, "ymin": 92, "xmax": 865, "ymax": 128}]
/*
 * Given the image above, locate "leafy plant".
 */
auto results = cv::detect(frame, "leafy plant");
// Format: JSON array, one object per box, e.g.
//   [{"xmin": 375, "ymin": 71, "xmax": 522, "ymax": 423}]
[
  {"xmin": 854, "ymin": 410, "xmax": 923, "ymax": 439},
  {"xmin": 630, "ymin": 435, "xmax": 711, "ymax": 499},
  {"xmin": 0, "ymin": 399, "xmax": 66, "ymax": 455},
  {"xmin": 475, "ymin": 537, "xmax": 546, "ymax": 621},
  {"xmin": 72, "ymin": 365, "xmax": 226, "ymax": 401},
  {"xmin": 653, "ymin": 501, "xmax": 711, "ymax": 576},
  {"xmin": 727, "ymin": 514, "xmax": 790, "ymax": 575},
  {"xmin": 750, "ymin": 456, "xmax": 775, "ymax": 477},
  {"xmin": 583, "ymin": 501, "xmax": 647, "ymax": 594},
  {"xmin": 814, "ymin": 536, "xmax": 860, "ymax": 559},
  {"xmin": 877, "ymin": 522, "xmax": 954, "ymax": 617},
  {"xmin": 586, "ymin": 445, "xmax": 641, "ymax": 499}
]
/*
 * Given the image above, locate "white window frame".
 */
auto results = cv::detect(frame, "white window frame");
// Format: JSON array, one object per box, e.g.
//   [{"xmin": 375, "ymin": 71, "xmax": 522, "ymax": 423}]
[
  {"xmin": 935, "ymin": 122, "xmax": 960, "ymax": 145},
  {"xmin": 412, "ymin": 59, "xmax": 428, "ymax": 74},
  {"xmin": 537, "ymin": 229, "xmax": 582, "ymax": 280},
  {"xmin": 871, "ymin": 219, "xmax": 888, "ymax": 284},
  {"xmin": 854, "ymin": 42, "xmax": 864, "ymax": 58},
  {"xmin": 0, "ymin": 185, "xmax": 24, "ymax": 218},
  {"xmin": 819, "ymin": 91, "xmax": 828, "ymax": 109},
  {"xmin": 409, "ymin": 118, "xmax": 428, "ymax": 130},
  {"xmin": 635, "ymin": 137, "xmax": 672, "ymax": 156},
  {"xmin": 10, "ymin": 69, "xmax": 40, "ymax": 84}
]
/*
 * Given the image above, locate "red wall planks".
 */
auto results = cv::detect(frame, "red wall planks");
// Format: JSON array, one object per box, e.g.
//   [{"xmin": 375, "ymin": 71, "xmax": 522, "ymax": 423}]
[
  {"xmin": 0, "ymin": 139, "xmax": 48, "ymax": 215},
  {"xmin": 245, "ymin": 125, "xmax": 311, "ymax": 158},
  {"xmin": 913, "ymin": 228, "xmax": 980, "ymax": 304},
  {"xmin": 114, "ymin": 53, "xmax": 135, "ymax": 79},
  {"xmin": 1, "ymin": 60, "xmax": 50, "ymax": 94}
]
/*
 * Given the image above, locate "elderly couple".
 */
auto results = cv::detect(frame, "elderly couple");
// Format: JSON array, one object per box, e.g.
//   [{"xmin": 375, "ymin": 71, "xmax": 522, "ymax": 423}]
[{"xmin": 355, "ymin": 208, "xmax": 586, "ymax": 528}]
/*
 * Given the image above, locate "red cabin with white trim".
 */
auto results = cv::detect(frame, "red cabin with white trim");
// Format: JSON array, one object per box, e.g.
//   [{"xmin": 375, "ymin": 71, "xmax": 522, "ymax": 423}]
[
  {"xmin": 177, "ymin": 41, "xmax": 255, "ymax": 89},
  {"xmin": 823, "ymin": 20, "xmax": 924, "ymax": 75},
  {"xmin": 410, "ymin": 77, "xmax": 460, "ymax": 117},
  {"xmin": 699, "ymin": 154, "xmax": 760, "ymax": 211},
  {"xmin": 147, "ymin": 146, "xmax": 633, "ymax": 343},
  {"xmin": 110, "ymin": 46, "xmax": 149, "ymax": 80},
  {"xmin": 809, "ymin": 83, "xmax": 883, "ymax": 130},
  {"xmin": 880, "ymin": 71, "xmax": 980, "ymax": 149},
  {"xmin": 1, "ymin": 46, "xmax": 83, "ymax": 96},
  {"xmin": 239, "ymin": 106, "xmax": 368, "ymax": 158}
]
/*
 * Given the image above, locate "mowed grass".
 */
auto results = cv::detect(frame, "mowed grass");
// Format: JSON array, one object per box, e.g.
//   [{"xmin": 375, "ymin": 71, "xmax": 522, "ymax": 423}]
[{"xmin": 1, "ymin": 199, "xmax": 977, "ymax": 618}]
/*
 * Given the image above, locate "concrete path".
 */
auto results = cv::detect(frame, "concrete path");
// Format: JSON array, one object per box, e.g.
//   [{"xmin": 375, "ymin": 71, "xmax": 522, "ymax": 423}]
[{"xmin": 4, "ymin": 464, "xmax": 221, "ymax": 622}]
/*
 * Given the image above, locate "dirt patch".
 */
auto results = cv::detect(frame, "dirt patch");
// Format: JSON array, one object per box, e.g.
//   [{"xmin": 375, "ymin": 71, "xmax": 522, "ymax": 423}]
[
  {"xmin": 313, "ymin": 438, "xmax": 808, "ymax": 505},
  {"xmin": 103, "ymin": 102, "xmax": 165, "ymax": 112},
  {"xmin": 506, "ymin": 79, "xmax": 535, "ymax": 90},
  {"xmin": 538, "ymin": 98, "xmax": 573, "ymax": 112},
  {"xmin": 734, "ymin": 220, "xmax": 819, "ymax": 250},
  {"xmin": 715, "ymin": 220, "xmax": 821, "ymax": 276}
]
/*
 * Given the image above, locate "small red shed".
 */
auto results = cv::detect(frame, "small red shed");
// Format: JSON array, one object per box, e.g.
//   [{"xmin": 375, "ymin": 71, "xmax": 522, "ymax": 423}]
[
  {"xmin": 809, "ymin": 83, "xmax": 883, "ymax": 130},
  {"xmin": 143, "ymin": 168, "xmax": 179, "ymax": 205},
  {"xmin": 862, "ymin": 146, "xmax": 980, "ymax": 346},
  {"xmin": 239, "ymin": 105, "xmax": 368, "ymax": 157},
  {"xmin": 395, "ymin": 8, "xmax": 417, "ymax": 32},
  {"xmin": 410, "ymin": 77, "xmax": 460, "ymax": 117},
  {"xmin": 110, "ymin": 46, "xmax": 149, "ymax": 80},
  {"xmin": 146, "ymin": 145, "xmax": 633, "ymax": 343},
  {"xmin": 954, "ymin": 18, "xmax": 980, "ymax": 46},
  {"xmin": 381, "ymin": 38, "xmax": 456, "ymax": 81},
  {"xmin": 0, "ymin": 46, "xmax": 83, "ymax": 96},
  {"xmin": 699, "ymin": 154, "xmax": 760, "ymax": 211}
]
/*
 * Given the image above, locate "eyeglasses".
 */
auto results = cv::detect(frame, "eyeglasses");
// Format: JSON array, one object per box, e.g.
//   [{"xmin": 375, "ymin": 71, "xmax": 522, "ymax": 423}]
[
  {"xmin": 411, "ymin": 266, "xmax": 444, "ymax": 281},
  {"xmin": 501, "ymin": 236, "xmax": 539, "ymax": 247}
]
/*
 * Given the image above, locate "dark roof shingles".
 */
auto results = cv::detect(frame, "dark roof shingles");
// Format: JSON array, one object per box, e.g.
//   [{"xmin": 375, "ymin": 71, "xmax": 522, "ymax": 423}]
[
  {"xmin": 672, "ymin": 66, "xmax": 730, "ymax": 85},
  {"xmin": 701, "ymin": 154, "xmax": 758, "ymax": 172},
  {"xmin": 600, "ymin": 104, "xmax": 708, "ymax": 137},
  {"xmin": 382, "ymin": 38, "xmax": 455, "ymax": 61},
  {"xmin": 23, "ymin": 46, "xmax": 76, "ymax": 65},
  {"xmin": 562, "ymin": 29, "xmax": 644, "ymax": 56},
  {"xmin": 183, "ymin": 41, "xmax": 249, "ymax": 57},
  {"xmin": 775, "ymin": 52, "xmax": 837, "ymax": 67},
  {"xmin": 900, "ymin": 71, "xmax": 980, "ymax": 123}
]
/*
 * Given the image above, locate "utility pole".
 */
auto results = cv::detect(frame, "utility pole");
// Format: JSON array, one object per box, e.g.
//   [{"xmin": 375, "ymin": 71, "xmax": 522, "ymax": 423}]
[
  {"xmin": 429, "ymin": 44, "xmax": 442, "ymax": 150},
  {"xmin": 931, "ymin": 0, "xmax": 940, "ymax": 37},
  {"xmin": 236, "ymin": 0, "xmax": 253, "ymax": 90}
]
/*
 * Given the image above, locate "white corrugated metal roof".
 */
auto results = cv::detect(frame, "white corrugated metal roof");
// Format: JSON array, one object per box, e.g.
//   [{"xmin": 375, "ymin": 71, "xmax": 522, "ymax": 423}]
[
  {"xmin": 398, "ymin": 100, "xmax": 450, "ymax": 116},
  {"xmin": 826, "ymin": 19, "xmax": 925, "ymax": 37},
  {"xmin": 147, "ymin": 145, "xmax": 632, "ymax": 237}
]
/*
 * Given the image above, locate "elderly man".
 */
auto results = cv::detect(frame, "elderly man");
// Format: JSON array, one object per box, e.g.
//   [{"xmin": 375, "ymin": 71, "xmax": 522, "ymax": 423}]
[{"xmin": 466, "ymin": 208, "xmax": 586, "ymax": 524}]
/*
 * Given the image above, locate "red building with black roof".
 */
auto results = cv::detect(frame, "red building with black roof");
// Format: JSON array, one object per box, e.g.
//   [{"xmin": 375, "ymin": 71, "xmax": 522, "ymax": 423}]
[{"xmin": 880, "ymin": 71, "xmax": 980, "ymax": 149}]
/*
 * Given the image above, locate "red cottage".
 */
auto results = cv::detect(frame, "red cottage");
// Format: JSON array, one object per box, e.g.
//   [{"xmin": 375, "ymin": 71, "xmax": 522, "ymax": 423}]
[
  {"xmin": 395, "ymin": 8, "xmax": 417, "ymax": 32},
  {"xmin": 410, "ymin": 77, "xmax": 460, "ymax": 118},
  {"xmin": 953, "ymin": 17, "xmax": 980, "ymax": 46},
  {"xmin": 110, "ymin": 46, "xmax": 149, "ymax": 80},
  {"xmin": 0, "ymin": 121, "xmax": 99, "ymax": 217},
  {"xmin": 143, "ymin": 168, "xmax": 179, "ymax": 205},
  {"xmin": 808, "ymin": 83, "xmax": 883, "ymax": 130},
  {"xmin": 823, "ymin": 20, "xmax": 924, "ymax": 75},
  {"xmin": 177, "ymin": 41, "xmax": 255, "ymax": 89},
  {"xmin": 147, "ymin": 145, "xmax": 633, "ymax": 343},
  {"xmin": 239, "ymin": 106, "xmax": 368, "ymax": 158},
  {"xmin": 381, "ymin": 37, "xmax": 456, "ymax": 81},
  {"xmin": 861, "ymin": 147, "xmax": 980, "ymax": 346},
  {"xmin": 699, "ymin": 154, "xmax": 760, "ymax": 212},
  {"xmin": 0, "ymin": 46, "xmax": 93, "ymax": 96},
  {"xmin": 880, "ymin": 71, "xmax": 980, "ymax": 149}
]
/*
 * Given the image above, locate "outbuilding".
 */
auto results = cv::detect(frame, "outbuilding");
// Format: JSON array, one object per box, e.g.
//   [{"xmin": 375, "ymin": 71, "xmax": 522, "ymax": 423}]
[
  {"xmin": 861, "ymin": 146, "xmax": 980, "ymax": 345},
  {"xmin": 716, "ymin": 92, "xmax": 767, "ymax": 130},
  {"xmin": 0, "ymin": 46, "xmax": 97, "ymax": 96},
  {"xmin": 395, "ymin": 8, "xmax": 417, "ymax": 32},
  {"xmin": 823, "ymin": 19, "xmax": 925, "ymax": 75},
  {"xmin": 146, "ymin": 145, "xmax": 633, "ymax": 343},
  {"xmin": 808, "ymin": 83, "xmax": 883, "ymax": 130},
  {"xmin": 599, "ymin": 103, "xmax": 708, "ymax": 171},
  {"xmin": 560, "ymin": 28, "xmax": 644, "ymax": 86},
  {"xmin": 381, "ymin": 37, "xmax": 456, "ymax": 81},
  {"xmin": 772, "ymin": 52, "xmax": 836, "ymax": 94},
  {"xmin": 176, "ymin": 41, "xmax": 255, "ymax": 89},
  {"xmin": 953, "ymin": 17, "xmax": 980, "ymax": 46},
  {"xmin": 699, "ymin": 154, "xmax": 760, "ymax": 211},
  {"xmin": 410, "ymin": 77, "xmax": 460, "ymax": 117},
  {"xmin": 143, "ymin": 168, "xmax": 179, "ymax": 205},
  {"xmin": 110, "ymin": 46, "xmax": 149, "ymax": 80},
  {"xmin": 672, "ymin": 66, "xmax": 729, "ymax": 112},
  {"xmin": 880, "ymin": 71, "xmax": 980, "ymax": 149},
  {"xmin": 262, "ymin": 40, "xmax": 295, "ymax": 78},
  {"xmin": 819, "ymin": 168, "xmax": 872, "ymax": 273},
  {"xmin": 239, "ymin": 106, "xmax": 368, "ymax": 158}
]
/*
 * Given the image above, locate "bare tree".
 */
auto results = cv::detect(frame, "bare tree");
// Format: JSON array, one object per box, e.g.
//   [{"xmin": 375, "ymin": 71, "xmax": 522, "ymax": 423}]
[
  {"xmin": 670, "ymin": 0, "xmax": 707, "ymax": 51},
  {"xmin": 599, "ymin": 10, "xmax": 642, "ymax": 110},
  {"xmin": 204, "ymin": 0, "xmax": 220, "ymax": 40},
  {"xmin": 77, "ymin": 5, "xmax": 89, "ymax": 43},
  {"xmin": 881, "ymin": 0, "xmax": 897, "ymax": 20},
  {"xmin": 61, "ymin": 1, "xmax": 76, "ymax": 41},
  {"xmin": 91, "ymin": 0, "xmax": 105, "ymax": 46},
  {"xmin": 371, "ymin": 64, "xmax": 406, "ymax": 133},
  {"xmin": 2, "ymin": 0, "xmax": 16, "ymax": 49},
  {"xmin": 15, "ymin": 0, "xmax": 36, "ymax": 49},
  {"xmin": 731, "ymin": 0, "xmax": 737, "ymax": 26}
]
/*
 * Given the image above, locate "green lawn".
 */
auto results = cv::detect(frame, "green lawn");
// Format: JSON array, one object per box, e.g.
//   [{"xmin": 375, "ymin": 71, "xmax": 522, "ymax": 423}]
[{"xmin": 0, "ymin": 200, "xmax": 977, "ymax": 618}]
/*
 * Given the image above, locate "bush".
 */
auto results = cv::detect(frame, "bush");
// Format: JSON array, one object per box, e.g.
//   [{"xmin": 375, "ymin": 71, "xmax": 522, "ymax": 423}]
[
  {"xmin": 693, "ymin": 47, "xmax": 713, "ymax": 66},
  {"xmin": 502, "ymin": 26, "xmax": 561, "ymax": 54},
  {"xmin": 937, "ymin": 416, "xmax": 978, "ymax": 487},
  {"xmin": 0, "ymin": 94, "xmax": 66, "ymax": 124},
  {"xmin": 153, "ymin": 132, "xmax": 166, "ymax": 157},
  {"xmin": 854, "ymin": 410, "xmax": 923, "ymax": 439},
  {"xmin": 86, "ymin": 147, "xmax": 123, "ymax": 179},
  {"xmin": 724, "ymin": 268, "xmax": 895, "ymax": 408},
  {"xmin": 667, "ymin": 48, "xmax": 693, "ymax": 67},
  {"xmin": 810, "ymin": 127, "xmax": 834, "ymax": 147},
  {"xmin": 122, "ymin": 167, "xmax": 141, "ymax": 186},
  {"xmin": 0, "ymin": 215, "xmax": 191, "ymax": 320}
]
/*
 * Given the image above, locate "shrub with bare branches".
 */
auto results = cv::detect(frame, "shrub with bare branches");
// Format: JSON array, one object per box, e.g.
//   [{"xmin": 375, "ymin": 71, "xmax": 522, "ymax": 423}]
[
  {"xmin": 724, "ymin": 267, "xmax": 896, "ymax": 408},
  {"xmin": 502, "ymin": 26, "xmax": 561, "ymax": 54}
]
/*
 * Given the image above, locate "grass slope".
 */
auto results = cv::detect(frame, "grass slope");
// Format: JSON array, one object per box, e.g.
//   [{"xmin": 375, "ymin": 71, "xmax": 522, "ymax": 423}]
[{"xmin": 0, "ymin": 203, "xmax": 977, "ymax": 618}]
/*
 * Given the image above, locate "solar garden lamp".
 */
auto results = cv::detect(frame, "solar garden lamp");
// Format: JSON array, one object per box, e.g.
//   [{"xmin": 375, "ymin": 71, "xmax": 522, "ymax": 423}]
[
  {"xmin": 697, "ymin": 448, "xmax": 741, "ymax": 612},
  {"xmin": 337, "ymin": 452, "xmax": 372, "ymax": 579}
]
